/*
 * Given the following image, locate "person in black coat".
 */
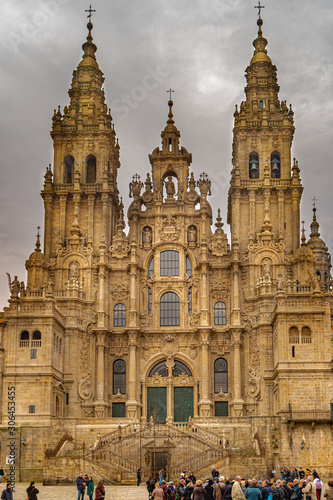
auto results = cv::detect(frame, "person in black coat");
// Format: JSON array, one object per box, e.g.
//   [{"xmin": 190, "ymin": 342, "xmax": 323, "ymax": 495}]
[
  {"xmin": 1, "ymin": 484, "xmax": 13, "ymax": 500},
  {"xmin": 26, "ymin": 482, "xmax": 39, "ymax": 500},
  {"xmin": 205, "ymin": 479, "xmax": 214, "ymax": 500}
]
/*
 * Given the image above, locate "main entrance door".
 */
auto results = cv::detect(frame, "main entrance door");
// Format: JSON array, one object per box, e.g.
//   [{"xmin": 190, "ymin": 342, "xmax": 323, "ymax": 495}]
[
  {"xmin": 174, "ymin": 387, "xmax": 193, "ymax": 422},
  {"xmin": 147, "ymin": 387, "xmax": 167, "ymax": 423}
]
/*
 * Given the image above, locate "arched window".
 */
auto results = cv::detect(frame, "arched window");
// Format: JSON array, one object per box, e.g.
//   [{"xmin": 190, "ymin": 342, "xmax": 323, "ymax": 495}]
[
  {"xmin": 249, "ymin": 152, "xmax": 259, "ymax": 179},
  {"xmin": 271, "ymin": 152, "xmax": 281, "ymax": 179},
  {"xmin": 149, "ymin": 360, "xmax": 168, "ymax": 377},
  {"xmin": 32, "ymin": 330, "xmax": 41, "ymax": 347},
  {"xmin": 148, "ymin": 257, "xmax": 154, "ymax": 279},
  {"xmin": 172, "ymin": 360, "xmax": 192, "ymax": 377},
  {"xmin": 160, "ymin": 292, "xmax": 180, "ymax": 326},
  {"xmin": 20, "ymin": 331, "xmax": 29, "ymax": 347},
  {"xmin": 301, "ymin": 326, "xmax": 312, "ymax": 344},
  {"xmin": 113, "ymin": 359, "xmax": 126, "ymax": 394},
  {"xmin": 86, "ymin": 155, "xmax": 96, "ymax": 183},
  {"xmin": 289, "ymin": 326, "xmax": 299, "ymax": 344},
  {"xmin": 186, "ymin": 256, "xmax": 192, "ymax": 278},
  {"xmin": 64, "ymin": 155, "xmax": 74, "ymax": 184},
  {"xmin": 160, "ymin": 251, "xmax": 179, "ymax": 276},
  {"xmin": 214, "ymin": 301, "xmax": 227, "ymax": 325},
  {"xmin": 114, "ymin": 303, "xmax": 126, "ymax": 327},
  {"xmin": 214, "ymin": 358, "xmax": 228, "ymax": 393},
  {"xmin": 148, "ymin": 360, "xmax": 192, "ymax": 378}
]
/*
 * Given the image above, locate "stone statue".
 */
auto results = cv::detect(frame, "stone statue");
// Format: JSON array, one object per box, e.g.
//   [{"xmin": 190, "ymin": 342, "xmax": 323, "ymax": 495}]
[
  {"xmin": 142, "ymin": 226, "xmax": 152, "ymax": 245},
  {"xmin": 11, "ymin": 276, "xmax": 20, "ymax": 298},
  {"xmin": 69, "ymin": 262, "xmax": 79, "ymax": 279},
  {"xmin": 165, "ymin": 176, "xmax": 176, "ymax": 197},
  {"xmin": 276, "ymin": 274, "xmax": 284, "ymax": 293},
  {"xmin": 187, "ymin": 225, "xmax": 197, "ymax": 243}
]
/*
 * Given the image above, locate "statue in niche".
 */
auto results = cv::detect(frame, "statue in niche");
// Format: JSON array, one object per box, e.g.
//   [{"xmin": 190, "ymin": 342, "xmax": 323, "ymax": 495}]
[
  {"xmin": 69, "ymin": 261, "xmax": 79, "ymax": 279},
  {"xmin": 142, "ymin": 226, "xmax": 152, "ymax": 245},
  {"xmin": 165, "ymin": 176, "xmax": 176, "ymax": 197},
  {"xmin": 276, "ymin": 274, "xmax": 284, "ymax": 293},
  {"xmin": 187, "ymin": 225, "xmax": 197, "ymax": 243}
]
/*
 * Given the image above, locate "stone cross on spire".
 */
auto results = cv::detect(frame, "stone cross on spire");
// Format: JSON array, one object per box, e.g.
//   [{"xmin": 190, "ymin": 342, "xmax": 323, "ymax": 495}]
[
  {"xmin": 85, "ymin": 4, "xmax": 96, "ymax": 22},
  {"xmin": 254, "ymin": 1, "xmax": 265, "ymax": 19},
  {"xmin": 167, "ymin": 88, "xmax": 174, "ymax": 101},
  {"xmin": 312, "ymin": 195, "xmax": 317, "ymax": 209}
]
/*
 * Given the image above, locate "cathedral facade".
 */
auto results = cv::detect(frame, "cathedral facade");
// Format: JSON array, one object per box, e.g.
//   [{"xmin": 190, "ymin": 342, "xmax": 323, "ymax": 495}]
[{"xmin": 1, "ymin": 14, "xmax": 333, "ymax": 481}]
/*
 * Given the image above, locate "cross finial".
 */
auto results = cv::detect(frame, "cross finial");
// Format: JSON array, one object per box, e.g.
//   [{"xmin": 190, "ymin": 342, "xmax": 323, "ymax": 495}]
[
  {"xmin": 167, "ymin": 88, "xmax": 174, "ymax": 101},
  {"xmin": 85, "ymin": 4, "xmax": 96, "ymax": 22},
  {"xmin": 312, "ymin": 195, "xmax": 317, "ymax": 210},
  {"xmin": 254, "ymin": 1, "xmax": 265, "ymax": 19}
]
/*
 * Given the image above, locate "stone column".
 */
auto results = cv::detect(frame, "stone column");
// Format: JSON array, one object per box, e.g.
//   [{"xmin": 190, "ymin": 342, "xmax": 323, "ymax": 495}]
[
  {"xmin": 198, "ymin": 330, "xmax": 211, "ymax": 417},
  {"xmin": 59, "ymin": 195, "xmax": 67, "ymax": 242},
  {"xmin": 292, "ymin": 188, "xmax": 300, "ymax": 252},
  {"xmin": 88, "ymin": 194, "xmax": 95, "ymax": 243},
  {"xmin": 231, "ymin": 329, "xmax": 244, "ymax": 416},
  {"xmin": 277, "ymin": 190, "xmax": 284, "ymax": 238},
  {"xmin": 94, "ymin": 332, "xmax": 108, "ymax": 417},
  {"xmin": 43, "ymin": 194, "xmax": 53, "ymax": 257},
  {"xmin": 165, "ymin": 358, "xmax": 175, "ymax": 423},
  {"xmin": 141, "ymin": 381, "xmax": 147, "ymax": 422},
  {"xmin": 194, "ymin": 380, "xmax": 199, "ymax": 418},
  {"xmin": 249, "ymin": 190, "xmax": 256, "ymax": 235},
  {"xmin": 126, "ymin": 331, "xmax": 139, "ymax": 420},
  {"xmin": 102, "ymin": 193, "xmax": 109, "ymax": 246}
]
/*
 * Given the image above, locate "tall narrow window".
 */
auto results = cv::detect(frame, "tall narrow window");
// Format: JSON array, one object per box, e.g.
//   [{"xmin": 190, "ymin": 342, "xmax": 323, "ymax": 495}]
[
  {"xmin": 86, "ymin": 155, "xmax": 96, "ymax": 183},
  {"xmin": 55, "ymin": 396, "xmax": 60, "ymax": 417},
  {"xmin": 114, "ymin": 303, "xmax": 126, "ymax": 327},
  {"xmin": 271, "ymin": 152, "xmax": 281, "ymax": 179},
  {"xmin": 148, "ymin": 287, "xmax": 152, "ymax": 315},
  {"xmin": 214, "ymin": 301, "xmax": 227, "ymax": 325},
  {"xmin": 249, "ymin": 152, "xmax": 259, "ymax": 179},
  {"xmin": 160, "ymin": 292, "xmax": 180, "ymax": 326},
  {"xmin": 64, "ymin": 155, "xmax": 74, "ymax": 184},
  {"xmin": 113, "ymin": 359, "xmax": 126, "ymax": 394},
  {"xmin": 148, "ymin": 257, "xmax": 154, "ymax": 279},
  {"xmin": 160, "ymin": 250, "xmax": 179, "ymax": 276},
  {"xmin": 214, "ymin": 358, "xmax": 228, "ymax": 393},
  {"xmin": 188, "ymin": 287, "xmax": 192, "ymax": 314},
  {"xmin": 186, "ymin": 256, "xmax": 192, "ymax": 278}
]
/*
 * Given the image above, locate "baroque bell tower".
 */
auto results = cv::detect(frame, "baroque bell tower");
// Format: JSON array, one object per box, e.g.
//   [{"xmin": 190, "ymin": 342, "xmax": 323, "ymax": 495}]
[
  {"xmin": 41, "ymin": 16, "xmax": 120, "ymax": 260},
  {"xmin": 228, "ymin": 12, "xmax": 302, "ymax": 255}
]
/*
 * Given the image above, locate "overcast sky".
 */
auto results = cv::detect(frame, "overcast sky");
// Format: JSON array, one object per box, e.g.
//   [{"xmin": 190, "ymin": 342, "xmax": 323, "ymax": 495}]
[{"xmin": 1, "ymin": 0, "xmax": 332, "ymax": 308}]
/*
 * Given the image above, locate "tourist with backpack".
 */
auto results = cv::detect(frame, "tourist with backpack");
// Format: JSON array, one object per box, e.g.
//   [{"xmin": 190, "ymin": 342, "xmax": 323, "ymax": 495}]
[{"xmin": 168, "ymin": 482, "xmax": 176, "ymax": 500}]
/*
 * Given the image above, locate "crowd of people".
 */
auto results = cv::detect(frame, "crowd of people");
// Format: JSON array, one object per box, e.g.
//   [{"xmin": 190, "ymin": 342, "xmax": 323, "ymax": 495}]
[{"xmin": 145, "ymin": 468, "xmax": 333, "ymax": 500}]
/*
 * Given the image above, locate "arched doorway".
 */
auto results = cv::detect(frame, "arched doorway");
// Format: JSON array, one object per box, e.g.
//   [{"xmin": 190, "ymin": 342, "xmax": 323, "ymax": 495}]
[{"xmin": 146, "ymin": 359, "xmax": 194, "ymax": 423}]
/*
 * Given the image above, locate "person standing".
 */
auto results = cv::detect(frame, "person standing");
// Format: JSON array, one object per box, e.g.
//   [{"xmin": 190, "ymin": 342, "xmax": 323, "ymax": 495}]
[
  {"xmin": 159, "ymin": 469, "xmax": 164, "ymax": 485},
  {"xmin": 87, "ymin": 477, "xmax": 94, "ymax": 500},
  {"xmin": 304, "ymin": 476, "xmax": 316, "ymax": 500},
  {"xmin": 0, "ymin": 469, "xmax": 4, "ymax": 483},
  {"xmin": 137, "ymin": 469, "xmax": 142, "ymax": 487},
  {"xmin": 232, "ymin": 476, "xmax": 245, "ymax": 500},
  {"xmin": 193, "ymin": 481, "xmax": 207, "ymax": 500},
  {"xmin": 167, "ymin": 481, "xmax": 176, "ymax": 500},
  {"xmin": 245, "ymin": 481, "xmax": 262, "ymax": 500},
  {"xmin": 153, "ymin": 483, "xmax": 164, "ymax": 500},
  {"xmin": 1, "ymin": 484, "xmax": 13, "ymax": 500},
  {"xmin": 314, "ymin": 478, "xmax": 323, "ymax": 500},
  {"xmin": 76, "ymin": 472, "xmax": 86, "ymax": 500},
  {"xmin": 205, "ymin": 479, "xmax": 215, "ymax": 500},
  {"xmin": 26, "ymin": 482, "xmax": 39, "ymax": 500},
  {"xmin": 95, "ymin": 481, "xmax": 105, "ymax": 500}
]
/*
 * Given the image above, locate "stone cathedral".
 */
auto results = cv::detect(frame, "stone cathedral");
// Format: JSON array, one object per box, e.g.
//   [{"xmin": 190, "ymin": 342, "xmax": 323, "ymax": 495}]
[{"xmin": 1, "ymin": 12, "xmax": 333, "ymax": 482}]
